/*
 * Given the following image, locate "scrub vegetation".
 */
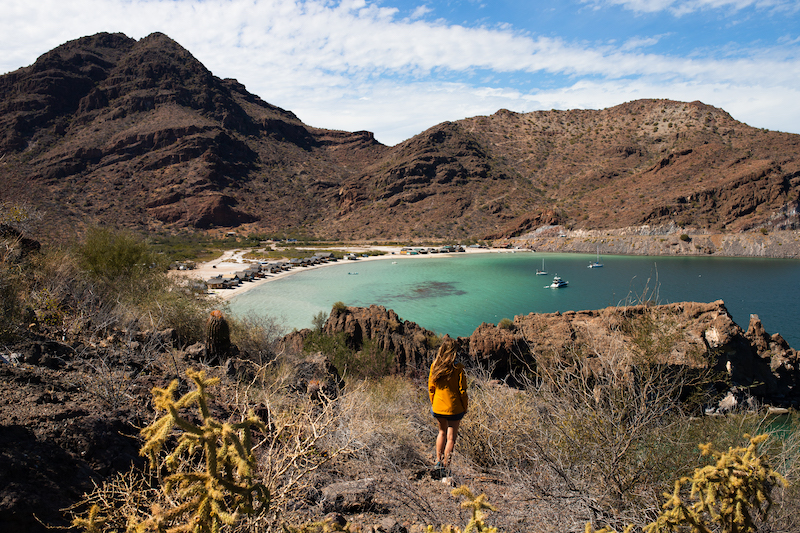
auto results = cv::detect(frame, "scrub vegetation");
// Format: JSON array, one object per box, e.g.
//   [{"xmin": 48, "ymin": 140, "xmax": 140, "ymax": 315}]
[{"xmin": 1, "ymin": 218, "xmax": 799, "ymax": 532}]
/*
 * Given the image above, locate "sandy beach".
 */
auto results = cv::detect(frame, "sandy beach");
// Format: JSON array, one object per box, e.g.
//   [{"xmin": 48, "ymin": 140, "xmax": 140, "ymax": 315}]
[{"xmin": 180, "ymin": 245, "xmax": 506, "ymax": 301}]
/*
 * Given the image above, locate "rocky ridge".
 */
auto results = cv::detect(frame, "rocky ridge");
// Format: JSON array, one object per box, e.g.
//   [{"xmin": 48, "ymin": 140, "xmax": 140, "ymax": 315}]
[
  {"xmin": 288, "ymin": 302, "xmax": 798, "ymax": 407},
  {"xmin": 1, "ymin": 32, "xmax": 799, "ymax": 245},
  {"xmin": 502, "ymin": 225, "xmax": 800, "ymax": 258}
]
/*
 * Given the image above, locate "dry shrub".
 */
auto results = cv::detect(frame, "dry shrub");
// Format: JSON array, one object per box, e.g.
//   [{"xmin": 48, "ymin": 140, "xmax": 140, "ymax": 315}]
[
  {"xmin": 67, "ymin": 468, "xmax": 164, "ymax": 533},
  {"xmin": 210, "ymin": 356, "xmax": 373, "ymax": 520},
  {"xmin": 456, "ymin": 305, "xmax": 735, "ymax": 531},
  {"xmin": 303, "ymin": 374, "xmax": 432, "ymax": 472},
  {"xmin": 0, "ymin": 245, "xmax": 23, "ymax": 340},
  {"xmin": 458, "ymin": 371, "xmax": 539, "ymax": 470},
  {"xmin": 72, "ymin": 364, "xmax": 372, "ymax": 533},
  {"xmin": 229, "ymin": 312, "xmax": 287, "ymax": 365}
]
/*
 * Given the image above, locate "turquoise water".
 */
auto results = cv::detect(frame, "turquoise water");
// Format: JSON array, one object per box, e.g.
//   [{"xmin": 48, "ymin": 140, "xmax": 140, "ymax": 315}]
[{"xmin": 228, "ymin": 252, "xmax": 800, "ymax": 348}]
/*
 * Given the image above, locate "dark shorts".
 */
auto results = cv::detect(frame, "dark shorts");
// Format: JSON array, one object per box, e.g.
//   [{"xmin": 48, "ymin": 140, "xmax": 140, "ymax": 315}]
[{"xmin": 432, "ymin": 408, "xmax": 466, "ymax": 421}]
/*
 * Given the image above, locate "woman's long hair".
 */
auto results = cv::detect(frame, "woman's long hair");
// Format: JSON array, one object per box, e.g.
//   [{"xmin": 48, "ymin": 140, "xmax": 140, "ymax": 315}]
[{"xmin": 430, "ymin": 337, "xmax": 458, "ymax": 383}]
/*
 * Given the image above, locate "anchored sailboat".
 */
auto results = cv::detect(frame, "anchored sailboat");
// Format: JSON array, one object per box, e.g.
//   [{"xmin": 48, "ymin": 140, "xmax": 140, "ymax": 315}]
[
  {"xmin": 536, "ymin": 257, "xmax": 548, "ymax": 275},
  {"xmin": 588, "ymin": 246, "xmax": 603, "ymax": 268}
]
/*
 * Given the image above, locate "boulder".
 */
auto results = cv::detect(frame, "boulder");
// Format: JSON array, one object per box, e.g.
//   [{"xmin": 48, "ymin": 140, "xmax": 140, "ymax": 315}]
[{"xmin": 320, "ymin": 478, "xmax": 378, "ymax": 513}]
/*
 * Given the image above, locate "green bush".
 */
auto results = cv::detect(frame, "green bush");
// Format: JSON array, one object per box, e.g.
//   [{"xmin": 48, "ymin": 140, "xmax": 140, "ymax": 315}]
[
  {"xmin": 74, "ymin": 227, "xmax": 214, "ymax": 344},
  {"xmin": 304, "ymin": 331, "xmax": 395, "ymax": 379},
  {"xmin": 77, "ymin": 227, "xmax": 163, "ymax": 287},
  {"xmin": 426, "ymin": 332, "xmax": 443, "ymax": 349},
  {"xmin": 304, "ymin": 331, "xmax": 353, "ymax": 367},
  {"xmin": 312, "ymin": 311, "xmax": 328, "ymax": 332}
]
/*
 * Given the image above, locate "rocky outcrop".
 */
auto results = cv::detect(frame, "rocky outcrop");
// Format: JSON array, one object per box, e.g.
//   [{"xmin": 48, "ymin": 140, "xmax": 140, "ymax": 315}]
[
  {"xmin": 275, "ymin": 304, "xmax": 438, "ymax": 376},
  {"xmin": 317, "ymin": 301, "xmax": 799, "ymax": 405},
  {"xmin": 323, "ymin": 304, "xmax": 436, "ymax": 375},
  {"xmin": 503, "ymin": 301, "xmax": 798, "ymax": 401}
]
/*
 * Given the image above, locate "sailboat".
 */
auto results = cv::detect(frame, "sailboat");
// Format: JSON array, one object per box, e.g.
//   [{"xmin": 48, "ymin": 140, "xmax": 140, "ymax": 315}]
[
  {"xmin": 588, "ymin": 246, "xmax": 603, "ymax": 268},
  {"xmin": 536, "ymin": 257, "xmax": 548, "ymax": 275}
]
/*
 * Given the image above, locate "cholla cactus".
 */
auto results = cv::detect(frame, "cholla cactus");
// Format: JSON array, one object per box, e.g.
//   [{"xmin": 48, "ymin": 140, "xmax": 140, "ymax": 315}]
[
  {"xmin": 138, "ymin": 369, "xmax": 269, "ymax": 533},
  {"xmin": 425, "ymin": 486, "xmax": 499, "ymax": 533},
  {"xmin": 644, "ymin": 433, "xmax": 784, "ymax": 533},
  {"xmin": 205, "ymin": 309, "xmax": 231, "ymax": 363},
  {"xmin": 72, "ymin": 369, "xmax": 269, "ymax": 533},
  {"xmin": 586, "ymin": 434, "xmax": 785, "ymax": 533}
]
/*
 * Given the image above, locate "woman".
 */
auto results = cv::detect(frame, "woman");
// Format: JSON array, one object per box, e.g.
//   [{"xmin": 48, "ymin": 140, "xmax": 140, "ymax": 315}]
[{"xmin": 428, "ymin": 337, "xmax": 468, "ymax": 471}]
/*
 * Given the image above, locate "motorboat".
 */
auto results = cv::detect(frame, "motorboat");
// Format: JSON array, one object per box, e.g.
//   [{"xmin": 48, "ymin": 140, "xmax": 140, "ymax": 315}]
[{"xmin": 546, "ymin": 275, "xmax": 568, "ymax": 288}]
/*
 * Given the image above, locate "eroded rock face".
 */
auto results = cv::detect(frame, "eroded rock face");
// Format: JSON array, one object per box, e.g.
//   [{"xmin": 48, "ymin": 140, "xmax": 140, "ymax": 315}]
[
  {"xmin": 504, "ymin": 301, "xmax": 796, "ymax": 400},
  {"xmin": 323, "ymin": 304, "xmax": 435, "ymax": 375},
  {"xmin": 316, "ymin": 300, "xmax": 799, "ymax": 405}
]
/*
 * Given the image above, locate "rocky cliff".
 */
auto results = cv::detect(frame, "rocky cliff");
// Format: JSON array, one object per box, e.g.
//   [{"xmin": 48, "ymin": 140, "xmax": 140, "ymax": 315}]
[
  {"xmin": 502, "ymin": 225, "xmax": 800, "ymax": 258},
  {"xmin": 309, "ymin": 302, "xmax": 798, "ymax": 406}
]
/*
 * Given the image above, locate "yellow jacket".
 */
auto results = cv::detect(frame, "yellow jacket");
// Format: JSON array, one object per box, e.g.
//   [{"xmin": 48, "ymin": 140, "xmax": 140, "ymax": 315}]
[{"xmin": 428, "ymin": 363, "xmax": 468, "ymax": 416}]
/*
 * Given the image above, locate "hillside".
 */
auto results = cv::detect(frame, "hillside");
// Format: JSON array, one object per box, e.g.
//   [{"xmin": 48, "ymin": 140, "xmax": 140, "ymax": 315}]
[{"xmin": 1, "ymin": 32, "xmax": 799, "ymax": 243}]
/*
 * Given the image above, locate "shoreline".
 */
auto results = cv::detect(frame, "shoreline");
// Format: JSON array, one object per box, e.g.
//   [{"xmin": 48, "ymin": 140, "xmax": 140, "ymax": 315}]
[
  {"xmin": 180, "ymin": 232, "xmax": 800, "ymax": 302},
  {"xmin": 180, "ymin": 245, "xmax": 504, "ymax": 301}
]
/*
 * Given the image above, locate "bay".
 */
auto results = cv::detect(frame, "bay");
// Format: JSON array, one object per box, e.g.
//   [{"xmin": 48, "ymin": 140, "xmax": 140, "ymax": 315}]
[{"xmin": 228, "ymin": 252, "xmax": 800, "ymax": 349}]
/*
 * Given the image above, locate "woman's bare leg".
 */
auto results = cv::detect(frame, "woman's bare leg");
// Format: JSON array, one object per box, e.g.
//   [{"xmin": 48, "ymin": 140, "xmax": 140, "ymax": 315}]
[
  {"xmin": 444, "ymin": 419, "xmax": 460, "ymax": 467},
  {"xmin": 436, "ymin": 417, "xmax": 448, "ymax": 463}
]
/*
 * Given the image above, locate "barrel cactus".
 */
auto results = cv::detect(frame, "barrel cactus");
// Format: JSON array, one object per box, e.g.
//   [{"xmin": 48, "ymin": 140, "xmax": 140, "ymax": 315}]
[{"xmin": 205, "ymin": 310, "xmax": 231, "ymax": 363}]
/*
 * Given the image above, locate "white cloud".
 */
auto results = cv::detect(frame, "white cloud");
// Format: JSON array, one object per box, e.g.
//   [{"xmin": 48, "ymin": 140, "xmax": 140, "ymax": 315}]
[
  {"xmin": 410, "ymin": 5, "xmax": 432, "ymax": 19},
  {"xmin": 619, "ymin": 35, "xmax": 667, "ymax": 50},
  {"xmin": 583, "ymin": 0, "xmax": 798, "ymax": 15}
]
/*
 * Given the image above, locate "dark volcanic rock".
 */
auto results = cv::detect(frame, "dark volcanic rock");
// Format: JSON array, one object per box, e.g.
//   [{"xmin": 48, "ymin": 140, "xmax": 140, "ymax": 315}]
[
  {"xmin": 323, "ymin": 304, "xmax": 436, "ymax": 375},
  {"xmin": 319, "ymin": 301, "xmax": 799, "ymax": 404}
]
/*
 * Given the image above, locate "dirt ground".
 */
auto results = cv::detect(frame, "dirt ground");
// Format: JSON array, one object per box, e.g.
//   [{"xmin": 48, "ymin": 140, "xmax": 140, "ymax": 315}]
[
  {"xmin": 0, "ymin": 353, "xmax": 156, "ymax": 531},
  {"xmin": 0, "ymin": 336, "xmax": 528, "ymax": 533}
]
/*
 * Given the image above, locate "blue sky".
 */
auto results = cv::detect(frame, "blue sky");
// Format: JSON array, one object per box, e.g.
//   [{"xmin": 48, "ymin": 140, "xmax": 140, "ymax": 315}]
[{"xmin": 2, "ymin": 0, "xmax": 799, "ymax": 145}]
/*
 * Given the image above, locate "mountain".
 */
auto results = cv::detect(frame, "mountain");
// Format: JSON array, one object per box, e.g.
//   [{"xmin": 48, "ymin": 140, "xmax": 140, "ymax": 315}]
[{"xmin": 2, "ymin": 32, "xmax": 799, "ymax": 242}]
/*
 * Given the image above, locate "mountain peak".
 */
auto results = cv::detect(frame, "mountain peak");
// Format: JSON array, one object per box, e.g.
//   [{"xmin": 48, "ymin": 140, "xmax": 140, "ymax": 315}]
[{"xmin": 1, "ymin": 33, "xmax": 799, "ymax": 241}]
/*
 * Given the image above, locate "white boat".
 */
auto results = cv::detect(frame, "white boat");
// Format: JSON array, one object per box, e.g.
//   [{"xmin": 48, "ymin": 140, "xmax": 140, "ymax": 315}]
[
  {"xmin": 535, "ymin": 258, "xmax": 548, "ymax": 275},
  {"xmin": 588, "ymin": 247, "xmax": 603, "ymax": 268},
  {"xmin": 546, "ymin": 275, "xmax": 568, "ymax": 288}
]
